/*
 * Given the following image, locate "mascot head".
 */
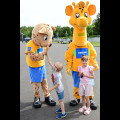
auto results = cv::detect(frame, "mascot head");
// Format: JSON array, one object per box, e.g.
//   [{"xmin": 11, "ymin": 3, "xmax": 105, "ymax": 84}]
[
  {"xmin": 65, "ymin": 1, "xmax": 96, "ymax": 46},
  {"xmin": 32, "ymin": 22, "xmax": 56, "ymax": 47},
  {"xmin": 65, "ymin": 1, "xmax": 96, "ymax": 28}
]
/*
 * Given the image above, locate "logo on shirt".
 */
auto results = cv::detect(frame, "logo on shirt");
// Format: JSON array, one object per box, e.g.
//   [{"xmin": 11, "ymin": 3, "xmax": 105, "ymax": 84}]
[
  {"xmin": 74, "ymin": 48, "xmax": 89, "ymax": 59},
  {"xmin": 51, "ymin": 74, "xmax": 54, "ymax": 83},
  {"xmin": 35, "ymin": 47, "xmax": 44, "ymax": 54},
  {"xmin": 27, "ymin": 47, "xmax": 31, "ymax": 51}
]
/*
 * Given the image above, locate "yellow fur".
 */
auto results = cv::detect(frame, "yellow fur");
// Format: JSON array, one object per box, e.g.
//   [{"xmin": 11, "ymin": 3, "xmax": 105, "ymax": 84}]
[{"xmin": 65, "ymin": 1, "xmax": 98, "ymax": 99}]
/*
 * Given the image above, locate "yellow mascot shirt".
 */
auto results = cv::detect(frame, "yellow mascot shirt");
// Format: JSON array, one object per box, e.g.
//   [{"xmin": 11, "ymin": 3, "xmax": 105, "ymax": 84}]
[
  {"xmin": 25, "ymin": 40, "xmax": 45, "ymax": 67},
  {"xmin": 65, "ymin": 41, "xmax": 97, "ymax": 72}
]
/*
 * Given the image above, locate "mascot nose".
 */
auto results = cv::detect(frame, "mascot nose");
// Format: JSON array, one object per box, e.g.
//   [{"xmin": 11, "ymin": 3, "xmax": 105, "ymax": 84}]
[
  {"xmin": 79, "ymin": 16, "xmax": 88, "ymax": 27},
  {"xmin": 49, "ymin": 43, "xmax": 52, "ymax": 47}
]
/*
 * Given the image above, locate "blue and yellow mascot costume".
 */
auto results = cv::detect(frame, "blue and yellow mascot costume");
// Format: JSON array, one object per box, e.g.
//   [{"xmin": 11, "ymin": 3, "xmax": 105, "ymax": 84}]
[
  {"xmin": 25, "ymin": 23, "xmax": 56, "ymax": 108},
  {"xmin": 65, "ymin": 1, "xmax": 99, "ymax": 110}
]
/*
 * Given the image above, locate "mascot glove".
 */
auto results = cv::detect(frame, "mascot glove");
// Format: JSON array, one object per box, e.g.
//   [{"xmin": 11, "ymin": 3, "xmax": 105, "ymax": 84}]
[
  {"xmin": 93, "ymin": 64, "xmax": 99, "ymax": 71},
  {"xmin": 67, "ymin": 69, "xmax": 72, "ymax": 76}
]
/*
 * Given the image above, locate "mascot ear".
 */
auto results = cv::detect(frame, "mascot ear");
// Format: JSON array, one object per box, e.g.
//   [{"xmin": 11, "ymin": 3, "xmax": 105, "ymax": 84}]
[
  {"xmin": 51, "ymin": 26, "xmax": 56, "ymax": 31},
  {"xmin": 38, "ymin": 27, "xmax": 46, "ymax": 33},
  {"xmin": 65, "ymin": 5, "xmax": 73, "ymax": 16},
  {"xmin": 88, "ymin": 4, "xmax": 96, "ymax": 16}
]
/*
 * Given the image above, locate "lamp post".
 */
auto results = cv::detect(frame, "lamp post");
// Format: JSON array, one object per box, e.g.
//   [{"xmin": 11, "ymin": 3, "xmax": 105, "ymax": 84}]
[
  {"xmin": 65, "ymin": 30, "xmax": 68, "ymax": 43},
  {"xmin": 21, "ymin": 33, "xmax": 24, "ymax": 43},
  {"xmin": 56, "ymin": 32, "xmax": 59, "ymax": 43},
  {"xmin": 65, "ymin": 30, "xmax": 68, "ymax": 37}
]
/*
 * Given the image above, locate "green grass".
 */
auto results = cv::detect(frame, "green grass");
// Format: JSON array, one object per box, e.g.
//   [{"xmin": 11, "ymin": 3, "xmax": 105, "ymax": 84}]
[
  {"xmin": 59, "ymin": 35, "xmax": 100, "ymax": 39},
  {"xmin": 91, "ymin": 42, "xmax": 100, "ymax": 46},
  {"xmin": 88, "ymin": 35, "xmax": 100, "ymax": 38},
  {"xmin": 53, "ymin": 38, "xmax": 100, "ymax": 46},
  {"xmin": 53, "ymin": 41, "xmax": 100, "ymax": 46},
  {"xmin": 52, "ymin": 41, "xmax": 58, "ymax": 43}
]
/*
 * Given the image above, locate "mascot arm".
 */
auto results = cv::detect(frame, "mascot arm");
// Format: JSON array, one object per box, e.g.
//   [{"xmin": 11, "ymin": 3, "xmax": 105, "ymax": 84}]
[
  {"xmin": 65, "ymin": 44, "xmax": 74, "ymax": 76},
  {"xmin": 89, "ymin": 56, "xmax": 99, "ymax": 71},
  {"xmin": 27, "ymin": 52, "xmax": 44, "ymax": 61},
  {"xmin": 88, "ymin": 42, "xmax": 99, "ymax": 71},
  {"xmin": 25, "ymin": 45, "xmax": 49, "ymax": 61}
]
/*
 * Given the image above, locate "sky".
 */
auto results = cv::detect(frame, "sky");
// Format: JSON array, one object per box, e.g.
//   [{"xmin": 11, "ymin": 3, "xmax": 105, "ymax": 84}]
[{"xmin": 20, "ymin": 0, "xmax": 100, "ymax": 27}]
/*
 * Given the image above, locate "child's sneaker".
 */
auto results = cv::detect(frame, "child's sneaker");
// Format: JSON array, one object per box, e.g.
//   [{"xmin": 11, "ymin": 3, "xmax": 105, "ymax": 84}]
[
  {"xmin": 78, "ymin": 106, "xmax": 86, "ymax": 112},
  {"xmin": 56, "ymin": 113, "xmax": 67, "ymax": 119},
  {"xmin": 55, "ymin": 108, "xmax": 62, "ymax": 113},
  {"xmin": 84, "ymin": 107, "xmax": 91, "ymax": 115}
]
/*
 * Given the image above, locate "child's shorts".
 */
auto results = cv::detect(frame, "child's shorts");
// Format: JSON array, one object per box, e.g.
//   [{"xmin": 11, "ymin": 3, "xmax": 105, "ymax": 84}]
[
  {"xmin": 29, "ymin": 65, "xmax": 46, "ymax": 83},
  {"xmin": 91, "ymin": 79, "xmax": 95, "ymax": 86},
  {"xmin": 79, "ymin": 81, "xmax": 92, "ymax": 96},
  {"xmin": 57, "ymin": 91, "xmax": 64, "ymax": 101}
]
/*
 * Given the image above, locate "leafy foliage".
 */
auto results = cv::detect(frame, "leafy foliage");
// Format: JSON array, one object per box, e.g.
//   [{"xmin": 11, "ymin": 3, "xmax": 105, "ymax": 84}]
[
  {"xmin": 20, "ymin": 13, "xmax": 100, "ymax": 39},
  {"xmin": 20, "ymin": 26, "xmax": 33, "ymax": 38}
]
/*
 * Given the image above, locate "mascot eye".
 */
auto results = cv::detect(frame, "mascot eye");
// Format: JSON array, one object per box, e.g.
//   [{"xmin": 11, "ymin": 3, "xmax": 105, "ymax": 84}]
[
  {"xmin": 43, "ymin": 36, "xmax": 48, "ymax": 41},
  {"xmin": 75, "ymin": 13, "xmax": 80, "ymax": 18},
  {"xmin": 84, "ymin": 12, "xmax": 88, "ymax": 17}
]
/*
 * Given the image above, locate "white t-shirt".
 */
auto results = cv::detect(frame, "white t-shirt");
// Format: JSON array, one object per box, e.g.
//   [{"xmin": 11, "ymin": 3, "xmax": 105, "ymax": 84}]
[{"xmin": 51, "ymin": 66, "xmax": 64, "ymax": 93}]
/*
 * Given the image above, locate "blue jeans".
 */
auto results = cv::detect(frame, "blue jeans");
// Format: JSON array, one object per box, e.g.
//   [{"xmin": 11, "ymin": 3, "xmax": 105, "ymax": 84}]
[{"xmin": 57, "ymin": 91, "xmax": 64, "ymax": 100}]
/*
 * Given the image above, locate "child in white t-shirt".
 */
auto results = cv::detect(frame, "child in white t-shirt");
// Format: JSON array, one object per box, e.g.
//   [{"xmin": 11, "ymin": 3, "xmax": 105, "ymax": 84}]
[{"xmin": 46, "ymin": 52, "xmax": 67, "ymax": 119}]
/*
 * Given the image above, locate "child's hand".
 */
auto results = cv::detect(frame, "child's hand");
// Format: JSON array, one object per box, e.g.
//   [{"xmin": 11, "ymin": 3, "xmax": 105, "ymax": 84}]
[
  {"xmin": 44, "ymin": 45, "xmax": 50, "ymax": 56},
  {"xmin": 80, "ymin": 72, "xmax": 83, "ymax": 78},
  {"xmin": 46, "ymin": 45, "xmax": 50, "ymax": 51},
  {"xmin": 82, "ymin": 72, "xmax": 88, "ymax": 77},
  {"xmin": 46, "ymin": 51, "xmax": 48, "ymax": 56}
]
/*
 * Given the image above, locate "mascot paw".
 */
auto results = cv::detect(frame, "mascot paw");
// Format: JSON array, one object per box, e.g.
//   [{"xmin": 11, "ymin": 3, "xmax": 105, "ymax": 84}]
[
  {"xmin": 90, "ymin": 99, "xmax": 97, "ymax": 110},
  {"xmin": 33, "ymin": 97, "xmax": 42, "ymax": 108},
  {"xmin": 93, "ymin": 65, "xmax": 99, "ymax": 71},
  {"xmin": 67, "ymin": 69, "xmax": 72, "ymax": 76},
  {"xmin": 45, "ymin": 96, "xmax": 56, "ymax": 106}
]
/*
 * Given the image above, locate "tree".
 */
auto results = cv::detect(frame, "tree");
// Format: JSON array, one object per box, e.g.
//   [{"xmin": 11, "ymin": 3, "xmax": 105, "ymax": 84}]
[
  {"xmin": 53, "ymin": 26, "xmax": 62, "ymax": 37},
  {"xmin": 87, "ymin": 13, "xmax": 100, "ymax": 36},
  {"xmin": 53, "ymin": 26, "xmax": 73, "ymax": 37},
  {"xmin": 93, "ymin": 13, "xmax": 100, "ymax": 35},
  {"xmin": 87, "ymin": 25, "xmax": 93, "ymax": 37},
  {"xmin": 20, "ymin": 26, "xmax": 33, "ymax": 38},
  {"xmin": 20, "ymin": 14, "xmax": 100, "ymax": 40}
]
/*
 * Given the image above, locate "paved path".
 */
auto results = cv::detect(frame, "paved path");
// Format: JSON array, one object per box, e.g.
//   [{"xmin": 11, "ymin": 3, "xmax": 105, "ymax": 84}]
[{"xmin": 20, "ymin": 42, "xmax": 100, "ymax": 120}]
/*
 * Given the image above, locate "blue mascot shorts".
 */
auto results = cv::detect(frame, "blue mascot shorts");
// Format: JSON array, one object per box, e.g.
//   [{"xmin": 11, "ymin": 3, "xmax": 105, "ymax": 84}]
[{"xmin": 29, "ymin": 65, "xmax": 46, "ymax": 83}]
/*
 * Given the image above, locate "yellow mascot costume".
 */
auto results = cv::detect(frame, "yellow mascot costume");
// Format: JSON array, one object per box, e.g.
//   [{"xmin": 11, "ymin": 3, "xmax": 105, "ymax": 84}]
[
  {"xmin": 65, "ymin": 1, "xmax": 99, "ymax": 110},
  {"xmin": 25, "ymin": 23, "xmax": 56, "ymax": 108}
]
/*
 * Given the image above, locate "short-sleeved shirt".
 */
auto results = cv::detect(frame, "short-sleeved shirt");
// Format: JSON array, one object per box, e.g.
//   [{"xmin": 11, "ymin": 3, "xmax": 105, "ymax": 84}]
[
  {"xmin": 78, "ymin": 65, "xmax": 93, "ymax": 83},
  {"xmin": 51, "ymin": 66, "xmax": 64, "ymax": 93},
  {"xmin": 25, "ymin": 40, "xmax": 45, "ymax": 67}
]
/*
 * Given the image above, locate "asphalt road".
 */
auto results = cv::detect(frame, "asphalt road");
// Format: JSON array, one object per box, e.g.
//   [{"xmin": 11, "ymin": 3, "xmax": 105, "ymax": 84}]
[{"xmin": 20, "ymin": 42, "xmax": 100, "ymax": 120}]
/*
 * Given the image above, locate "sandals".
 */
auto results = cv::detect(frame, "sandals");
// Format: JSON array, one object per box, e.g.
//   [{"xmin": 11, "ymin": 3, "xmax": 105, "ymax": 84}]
[
  {"xmin": 84, "ymin": 107, "xmax": 91, "ymax": 115},
  {"xmin": 78, "ymin": 106, "xmax": 86, "ymax": 112},
  {"xmin": 79, "ymin": 106, "xmax": 91, "ymax": 115}
]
